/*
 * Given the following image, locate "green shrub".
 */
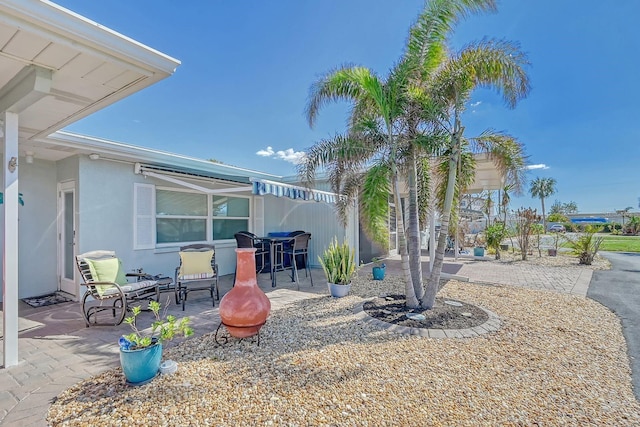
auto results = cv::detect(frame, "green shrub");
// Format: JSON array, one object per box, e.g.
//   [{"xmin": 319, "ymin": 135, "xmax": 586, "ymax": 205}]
[
  {"xmin": 485, "ymin": 222, "xmax": 509, "ymax": 260},
  {"xmin": 564, "ymin": 225, "xmax": 603, "ymax": 265}
]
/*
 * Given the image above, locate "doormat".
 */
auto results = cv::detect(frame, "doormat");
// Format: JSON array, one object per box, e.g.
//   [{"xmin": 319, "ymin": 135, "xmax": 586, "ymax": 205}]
[{"xmin": 21, "ymin": 293, "xmax": 73, "ymax": 308}]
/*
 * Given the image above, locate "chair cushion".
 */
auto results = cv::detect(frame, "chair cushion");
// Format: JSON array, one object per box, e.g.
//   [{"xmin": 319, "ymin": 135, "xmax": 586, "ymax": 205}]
[
  {"xmin": 85, "ymin": 257, "xmax": 129, "ymax": 296},
  {"xmin": 100, "ymin": 280, "xmax": 157, "ymax": 296},
  {"xmin": 179, "ymin": 250, "xmax": 214, "ymax": 278},
  {"xmin": 178, "ymin": 272, "xmax": 216, "ymax": 281}
]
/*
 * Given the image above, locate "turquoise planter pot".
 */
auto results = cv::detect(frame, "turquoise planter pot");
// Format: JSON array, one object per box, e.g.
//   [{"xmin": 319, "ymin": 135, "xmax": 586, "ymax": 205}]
[
  {"xmin": 120, "ymin": 342, "xmax": 162, "ymax": 385},
  {"xmin": 473, "ymin": 247, "xmax": 485, "ymax": 257},
  {"xmin": 372, "ymin": 265, "xmax": 386, "ymax": 280}
]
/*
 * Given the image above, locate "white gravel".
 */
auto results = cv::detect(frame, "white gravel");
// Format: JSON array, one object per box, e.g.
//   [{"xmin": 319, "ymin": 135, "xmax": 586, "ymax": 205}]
[{"xmin": 47, "ymin": 273, "xmax": 640, "ymax": 426}]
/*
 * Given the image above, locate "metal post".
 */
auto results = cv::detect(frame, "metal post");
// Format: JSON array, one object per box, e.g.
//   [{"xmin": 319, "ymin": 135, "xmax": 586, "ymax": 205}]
[{"xmin": 3, "ymin": 111, "xmax": 19, "ymax": 368}]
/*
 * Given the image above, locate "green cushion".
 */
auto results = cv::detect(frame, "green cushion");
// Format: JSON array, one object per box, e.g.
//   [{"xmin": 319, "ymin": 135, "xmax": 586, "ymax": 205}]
[{"xmin": 85, "ymin": 257, "xmax": 128, "ymax": 296}]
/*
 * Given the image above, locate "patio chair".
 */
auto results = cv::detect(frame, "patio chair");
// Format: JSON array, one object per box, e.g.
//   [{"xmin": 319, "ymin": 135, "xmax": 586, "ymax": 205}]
[
  {"xmin": 282, "ymin": 232, "xmax": 313, "ymax": 289},
  {"xmin": 76, "ymin": 250, "xmax": 160, "ymax": 327},
  {"xmin": 234, "ymin": 231, "xmax": 269, "ymax": 273},
  {"xmin": 175, "ymin": 244, "xmax": 219, "ymax": 311}
]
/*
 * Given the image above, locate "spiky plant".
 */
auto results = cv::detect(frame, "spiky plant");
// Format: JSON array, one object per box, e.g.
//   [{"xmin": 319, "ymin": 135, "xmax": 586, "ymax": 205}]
[{"xmin": 318, "ymin": 237, "xmax": 358, "ymax": 285}]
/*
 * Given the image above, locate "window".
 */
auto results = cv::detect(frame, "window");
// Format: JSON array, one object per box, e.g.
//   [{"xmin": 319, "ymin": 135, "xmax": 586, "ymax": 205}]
[
  {"xmin": 156, "ymin": 190, "xmax": 207, "ymax": 243},
  {"xmin": 212, "ymin": 195, "xmax": 249, "ymax": 240},
  {"xmin": 154, "ymin": 189, "xmax": 250, "ymax": 244}
]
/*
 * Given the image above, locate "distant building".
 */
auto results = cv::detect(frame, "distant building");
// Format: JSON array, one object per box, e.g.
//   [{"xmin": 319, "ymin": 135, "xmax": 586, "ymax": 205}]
[{"xmin": 567, "ymin": 212, "xmax": 638, "ymax": 224}]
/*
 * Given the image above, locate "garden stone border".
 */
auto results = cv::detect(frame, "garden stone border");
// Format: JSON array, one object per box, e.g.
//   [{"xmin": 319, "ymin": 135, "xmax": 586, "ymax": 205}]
[{"xmin": 353, "ymin": 299, "xmax": 501, "ymax": 339}]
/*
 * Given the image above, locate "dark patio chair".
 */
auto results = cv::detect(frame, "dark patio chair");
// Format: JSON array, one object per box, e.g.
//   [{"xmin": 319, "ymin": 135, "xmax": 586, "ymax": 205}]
[
  {"xmin": 234, "ymin": 231, "xmax": 269, "ymax": 273},
  {"xmin": 282, "ymin": 232, "xmax": 313, "ymax": 289}
]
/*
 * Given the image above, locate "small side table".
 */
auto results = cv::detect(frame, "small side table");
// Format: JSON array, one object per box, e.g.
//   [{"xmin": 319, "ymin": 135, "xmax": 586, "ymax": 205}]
[{"xmin": 130, "ymin": 272, "xmax": 174, "ymax": 293}]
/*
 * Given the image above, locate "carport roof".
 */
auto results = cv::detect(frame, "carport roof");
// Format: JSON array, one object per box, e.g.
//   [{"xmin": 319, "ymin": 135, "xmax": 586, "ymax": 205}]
[
  {"xmin": 466, "ymin": 153, "xmax": 505, "ymax": 193},
  {"xmin": 0, "ymin": 0, "xmax": 180, "ymax": 155}
]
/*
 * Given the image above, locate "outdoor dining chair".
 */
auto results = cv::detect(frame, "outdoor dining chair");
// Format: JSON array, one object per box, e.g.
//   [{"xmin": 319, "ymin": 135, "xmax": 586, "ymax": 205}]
[
  {"xmin": 282, "ymin": 232, "xmax": 313, "ymax": 289},
  {"xmin": 234, "ymin": 231, "xmax": 270, "ymax": 273},
  {"xmin": 175, "ymin": 244, "xmax": 219, "ymax": 310},
  {"xmin": 76, "ymin": 250, "xmax": 160, "ymax": 327}
]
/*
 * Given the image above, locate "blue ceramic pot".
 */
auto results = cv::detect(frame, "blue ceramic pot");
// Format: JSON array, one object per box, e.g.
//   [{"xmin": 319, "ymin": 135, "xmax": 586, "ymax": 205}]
[
  {"xmin": 120, "ymin": 342, "xmax": 162, "ymax": 385},
  {"xmin": 372, "ymin": 265, "xmax": 386, "ymax": 280}
]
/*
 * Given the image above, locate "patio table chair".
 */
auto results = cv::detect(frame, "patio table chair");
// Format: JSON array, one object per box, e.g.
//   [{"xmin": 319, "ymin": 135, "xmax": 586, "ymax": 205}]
[
  {"xmin": 282, "ymin": 232, "xmax": 313, "ymax": 289},
  {"xmin": 175, "ymin": 244, "xmax": 219, "ymax": 310},
  {"xmin": 234, "ymin": 231, "xmax": 270, "ymax": 273},
  {"xmin": 76, "ymin": 250, "xmax": 160, "ymax": 327}
]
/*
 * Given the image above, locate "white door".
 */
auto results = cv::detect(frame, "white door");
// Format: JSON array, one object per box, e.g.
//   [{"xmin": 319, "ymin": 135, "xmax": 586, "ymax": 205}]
[
  {"xmin": 389, "ymin": 203, "xmax": 398, "ymax": 256},
  {"xmin": 58, "ymin": 181, "xmax": 77, "ymax": 298}
]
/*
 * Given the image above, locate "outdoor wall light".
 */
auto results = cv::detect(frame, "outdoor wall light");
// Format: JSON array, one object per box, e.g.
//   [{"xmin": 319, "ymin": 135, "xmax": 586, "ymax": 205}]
[
  {"xmin": 88, "ymin": 153, "xmax": 100, "ymax": 160},
  {"xmin": 7, "ymin": 156, "xmax": 17, "ymax": 172},
  {"xmin": 25, "ymin": 151, "xmax": 34, "ymax": 164}
]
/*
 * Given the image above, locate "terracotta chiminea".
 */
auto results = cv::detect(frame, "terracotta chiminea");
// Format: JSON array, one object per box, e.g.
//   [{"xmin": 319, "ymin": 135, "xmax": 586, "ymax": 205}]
[{"xmin": 219, "ymin": 248, "xmax": 271, "ymax": 338}]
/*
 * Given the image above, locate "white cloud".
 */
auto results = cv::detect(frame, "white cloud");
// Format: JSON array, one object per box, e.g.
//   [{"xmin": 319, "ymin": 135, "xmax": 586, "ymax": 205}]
[
  {"xmin": 256, "ymin": 146, "xmax": 275, "ymax": 157},
  {"xmin": 256, "ymin": 146, "xmax": 306, "ymax": 164},
  {"xmin": 470, "ymin": 101, "xmax": 482, "ymax": 107},
  {"xmin": 275, "ymin": 148, "xmax": 306, "ymax": 164},
  {"xmin": 526, "ymin": 164, "xmax": 549, "ymax": 170}
]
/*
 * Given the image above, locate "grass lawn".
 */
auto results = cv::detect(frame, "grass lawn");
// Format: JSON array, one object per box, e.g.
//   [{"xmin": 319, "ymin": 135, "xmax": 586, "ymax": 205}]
[{"xmin": 598, "ymin": 234, "xmax": 640, "ymax": 252}]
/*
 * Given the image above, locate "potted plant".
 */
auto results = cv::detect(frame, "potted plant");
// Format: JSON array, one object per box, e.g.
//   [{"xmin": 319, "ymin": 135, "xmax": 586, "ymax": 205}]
[
  {"xmin": 473, "ymin": 233, "xmax": 486, "ymax": 257},
  {"xmin": 318, "ymin": 237, "xmax": 358, "ymax": 298},
  {"xmin": 371, "ymin": 257, "xmax": 386, "ymax": 280},
  {"xmin": 485, "ymin": 222, "xmax": 508, "ymax": 260},
  {"xmin": 118, "ymin": 299, "xmax": 193, "ymax": 385},
  {"xmin": 548, "ymin": 232, "xmax": 563, "ymax": 257}
]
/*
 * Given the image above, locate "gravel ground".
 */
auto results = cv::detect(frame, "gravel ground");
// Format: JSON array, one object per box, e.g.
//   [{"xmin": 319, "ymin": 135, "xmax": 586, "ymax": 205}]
[
  {"xmin": 48, "ymin": 274, "xmax": 640, "ymax": 426},
  {"xmin": 484, "ymin": 250, "xmax": 612, "ymax": 270}
]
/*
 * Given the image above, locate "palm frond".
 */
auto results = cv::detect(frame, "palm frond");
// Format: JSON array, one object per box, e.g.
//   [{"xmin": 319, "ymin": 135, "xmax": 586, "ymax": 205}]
[
  {"xmin": 406, "ymin": 0, "xmax": 497, "ymax": 79},
  {"xmin": 359, "ymin": 163, "xmax": 391, "ymax": 248},
  {"xmin": 297, "ymin": 133, "xmax": 373, "ymax": 187},
  {"xmin": 431, "ymin": 38, "xmax": 531, "ymax": 110},
  {"xmin": 306, "ymin": 65, "xmax": 381, "ymax": 128}
]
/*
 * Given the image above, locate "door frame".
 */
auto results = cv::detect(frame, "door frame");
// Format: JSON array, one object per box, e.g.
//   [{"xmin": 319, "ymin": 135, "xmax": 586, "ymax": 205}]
[{"xmin": 57, "ymin": 181, "xmax": 77, "ymax": 299}]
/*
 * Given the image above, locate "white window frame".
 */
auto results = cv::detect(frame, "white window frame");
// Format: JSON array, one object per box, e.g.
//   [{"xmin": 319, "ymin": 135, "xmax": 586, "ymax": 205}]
[
  {"xmin": 155, "ymin": 186, "xmax": 252, "ymax": 247},
  {"xmin": 211, "ymin": 193, "xmax": 252, "ymax": 242}
]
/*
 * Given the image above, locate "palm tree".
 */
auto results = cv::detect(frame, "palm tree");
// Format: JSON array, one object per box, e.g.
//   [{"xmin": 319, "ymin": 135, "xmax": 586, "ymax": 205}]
[
  {"xmin": 301, "ymin": 0, "xmax": 497, "ymax": 309},
  {"xmin": 529, "ymin": 177, "xmax": 557, "ymax": 230},
  {"xmin": 424, "ymin": 40, "xmax": 531, "ymax": 309},
  {"xmin": 303, "ymin": 65, "xmax": 422, "ymax": 307},
  {"xmin": 616, "ymin": 206, "xmax": 633, "ymax": 227}
]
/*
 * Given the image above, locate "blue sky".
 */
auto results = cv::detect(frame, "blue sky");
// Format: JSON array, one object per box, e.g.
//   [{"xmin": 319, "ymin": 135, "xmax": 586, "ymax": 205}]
[{"xmin": 54, "ymin": 0, "xmax": 640, "ymax": 214}]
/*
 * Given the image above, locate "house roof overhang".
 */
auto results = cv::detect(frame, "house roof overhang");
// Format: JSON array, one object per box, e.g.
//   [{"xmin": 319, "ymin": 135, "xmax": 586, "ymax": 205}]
[
  {"xmin": 0, "ymin": 0, "xmax": 180, "ymax": 152},
  {"xmin": 465, "ymin": 153, "xmax": 505, "ymax": 194}
]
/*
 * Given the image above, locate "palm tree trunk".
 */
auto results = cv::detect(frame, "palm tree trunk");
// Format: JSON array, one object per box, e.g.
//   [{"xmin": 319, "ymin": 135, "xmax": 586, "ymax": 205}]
[
  {"xmin": 541, "ymin": 197, "xmax": 546, "ymax": 231},
  {"xmin": 407, "ymin": 148, "xmax": 424, "ymax": 301},
  {"xmin": 424, "ymin": 111, "xmax": 462, "ymax": 309},
  {"xmin": 389, "ymin": 133, "xmax": 419, "ymax": 308}
]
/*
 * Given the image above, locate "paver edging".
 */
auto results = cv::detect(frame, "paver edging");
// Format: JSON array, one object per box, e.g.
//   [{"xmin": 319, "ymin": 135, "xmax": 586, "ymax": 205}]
[{"xmin": 354, "ymin": 298, "xmax": 501, "ymax": 339}]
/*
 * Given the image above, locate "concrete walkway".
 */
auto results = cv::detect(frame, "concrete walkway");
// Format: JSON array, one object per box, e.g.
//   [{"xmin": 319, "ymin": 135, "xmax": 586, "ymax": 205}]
[
  {"xmin": 383, "ymin": 254, "xmax": 593, "ymax": 296},
  {"xmin": 0, "ymin": 257, "xmax": 597, "ymax": 426}
]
